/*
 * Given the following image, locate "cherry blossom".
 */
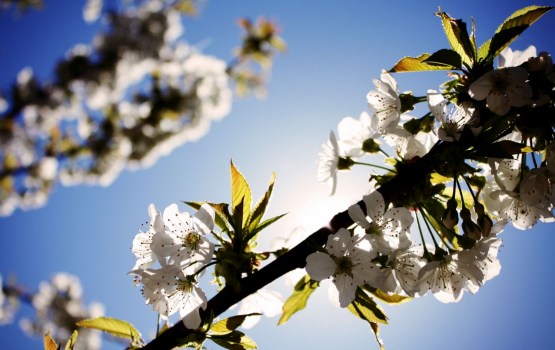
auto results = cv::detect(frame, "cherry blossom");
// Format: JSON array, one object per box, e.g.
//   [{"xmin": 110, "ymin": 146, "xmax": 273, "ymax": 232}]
[
  {"xmin": 348, "ymin": 191, "xmax": 413, "ymax": 255},
  {"xmin": 305, "ymin": 228, "xmax": 380, "ymax": 307}
]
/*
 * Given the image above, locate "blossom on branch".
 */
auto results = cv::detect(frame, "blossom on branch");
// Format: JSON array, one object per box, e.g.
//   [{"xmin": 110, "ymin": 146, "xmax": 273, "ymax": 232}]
[
  {"xmin": 131, "ymin": 265, "xmax": 207, "ymax": 329},
  {"xmin": 305, "ymin": 228, "xmax": 380, "ymax": 307},
  {"xmin": 348, "ymin": 191, "xmax": 413, "ymax": 255},
  {"xmin": 366, "ymin": 71, "xmax": 402, "ymax": 133}
]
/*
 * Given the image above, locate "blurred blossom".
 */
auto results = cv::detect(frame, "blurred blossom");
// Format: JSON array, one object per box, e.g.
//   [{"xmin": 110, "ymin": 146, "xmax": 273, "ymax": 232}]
[
  {"xmin": 83, "ymin": 0, "xmax": 103, "ymax": 23},
  {"xmin": 19, "ymin": 273, "xmax": 104, "ymax": 349},
  {"xmin": 0, "ymin": 1, "xmax": 234, "ymax": 216},
  {"xmin": 270, "ymin": 227, "xmax": 309, "ymax": 287},
  {"xmin": 236, "ymin": 289, "xmax": 283, "ymax": 329},
  {"xmin": 0, "ymin": 275, "xmax": 19, "ymax": 325}
]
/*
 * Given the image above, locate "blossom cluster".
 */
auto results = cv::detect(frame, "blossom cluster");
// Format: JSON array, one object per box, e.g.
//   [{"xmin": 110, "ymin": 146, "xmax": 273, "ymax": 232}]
[
  {"xmin": 315, "ymin": 45, "xmax": 554, "ymax": 307},
  {"xmin": 0, "ymin": 272, "xmax": 105, "ymax": 350},
  {"xmin": 0, "ymin": 0, "xmax": 232, "ymax": 216},
  {"xmin": 129, "ymin": 200, "xmax": 284, "ymax": 330},
  {"xmin": 130, "ymin": 203, "xmax": 215, "ymax": 329}
]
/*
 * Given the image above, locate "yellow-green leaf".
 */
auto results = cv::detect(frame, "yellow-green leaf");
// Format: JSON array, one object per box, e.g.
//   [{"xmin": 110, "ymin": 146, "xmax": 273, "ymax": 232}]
[
  {"xmin": 230, "ymin": 161, "xmax": 252, "ymax": 229},
  {"xmin": 347, "ymin": 289, "xmax": 388, "ymax": 325},
  {"xmin": 64, "ymin": 331, "xmax": 78, "ymax": 350},
  {"xmin": 186, "ymin": 201, "xmax": 232, "ymax": 232},
  {"xmin": 44, "ymin": 332, "xmax": 59, "ymax": 350},
  {"xmin": 423, "ymin": 49, "xmax": 462, "ymax": 70},
  {"xmin": 389, "ymin": 54, "xmax": 455, "ymax": 73},
  {"xmin": 209, "ymin": 330, "xmax": 257, "ymax": 350},
  {"xmin": 247, "ymin": 171, "xmax": 276, "ymax": 232},
  {"xmin": 366, "ymin": 286, "xmax": 411, "ymax": 305},
  {"xmin": 76, "ymin": 317, "xmax": 141, "ymax": 343},
  {"xmin": 278, "ymin": 275, "xmax": 318, "ymax": 325},
  {"xmin": 436, "ymin": 9, "xmax": 475, "ymax": 66},
  {"xmin": 487, "ymin": 5, "xmax": 553, "ymax": 61},
  {"xmin": 209, "ymin": 314, "xmax": 261, "ymax": 336},
  {"xmin": 430, "ymin": 172, "xmax": 452, "ymax": 185}
]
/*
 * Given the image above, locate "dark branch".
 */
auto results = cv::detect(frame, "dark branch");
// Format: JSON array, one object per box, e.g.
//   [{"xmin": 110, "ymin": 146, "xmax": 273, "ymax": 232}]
[{"xmin": 142, "ymin": 141, "xmax": 449, "ymax": 349}]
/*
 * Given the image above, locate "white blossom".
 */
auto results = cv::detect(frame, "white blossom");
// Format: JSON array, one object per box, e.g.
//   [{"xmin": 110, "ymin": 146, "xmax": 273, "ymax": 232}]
[
  {"xmin": 131, "ymin": 265, "xmax": 207, "ymax": 329},
  {"xmin": 337, "ymin": 111, "xmax": 380, "ymax": 157},
  {"xmin": 348, "ymin": 191, "xmax": 413, "ymax": 254},
  {"xmin": 131, "ymin": 204, "xmax": 165, "ymax": 270},
  {"xmin": 366, "ymin": 71, "xmax": 402, "ymax": 133},
  {"xmin": 305, "ymin": 228, "xmax": 380, "ymax": 307},
  {"xmin": 498, "ymin": 46, "xmax": 537, "ymax": 68},
  {"xmin": 152, "ymin": 203, "xmax": 215, "ymax": 275},
  {"xmin": 377, "ymin": 246, "xmax": 427, "ymax": 296},
  {"xmin": 468, "ymin": 67, "xmax": 532, "ymax": 115},
  {"xmin": 317, "ymin": 131, "xmax": 344, "ymax": 195}
]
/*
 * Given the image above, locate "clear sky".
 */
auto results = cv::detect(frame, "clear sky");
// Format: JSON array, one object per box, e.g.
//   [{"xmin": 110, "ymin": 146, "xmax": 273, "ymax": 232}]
[{"xmin": 1, "ymin": 1, "xmax": 554, "ymax": 349}]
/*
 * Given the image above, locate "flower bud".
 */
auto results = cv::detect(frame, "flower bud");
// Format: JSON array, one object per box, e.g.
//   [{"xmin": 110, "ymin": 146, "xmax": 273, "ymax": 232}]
[
  {"xmin": 460, "ymin": 207, "xmax": 481, "ymax": 240},
  {"xmin": 477, "ymin": 213, "xmax": 493, "ymax": 237},
  {"xmin": 442, "ymin": 198, "xmax": 458, "ymax": 229}
]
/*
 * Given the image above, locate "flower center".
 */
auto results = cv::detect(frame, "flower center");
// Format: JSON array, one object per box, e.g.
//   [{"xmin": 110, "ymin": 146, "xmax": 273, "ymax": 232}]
[
  {"xmin": 441, "ymin": 121, "xmax": 459, "ymax": 138},
  {"xmin": 366, "ymin": 222, "xmax": 382, "ymax": 236},
  {"xmin": 176, "ymin": 279, "xmax": 193, "ymax": 293},
  {"xmin": 183, "ymin": 231, "xmax": 201, "ymax": 250},
  {"xmin": 334, "ymin": 256, "xmax": 353, "ymax": 276},
  {"xmin": 490, "ymin": 71, "xmax": 511, "ymax": 93}
]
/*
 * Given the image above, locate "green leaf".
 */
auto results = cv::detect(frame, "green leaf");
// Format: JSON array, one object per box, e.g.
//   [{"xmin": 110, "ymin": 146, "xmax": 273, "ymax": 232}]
[
  {"xmin": 44, "ymin": 332, "xmax": 59, "ymax": 350},
  {"xmin": 64, "ymin": 331, "xmax": 78, "ymax": 350},
  {"xmin": 389, "ymin": 53, "xmax": 455, "ymax": 72},
  {"xmin": 186, "ymin": 201, "xmax": 232, "ymax": 232},
  {"xmin": 477, "ymin": 38, "xmax": 491, "ymax": 62},
  {"xmin": 365, "ymin": 286, "xmax": 412, "ymax": 305},
  {"xmin": 423, "ymin": 49, "xmax": 462, "ymax": 70},
  {"xmin": 231, "ymin": 161, "xmax": 252, "ymax": 229},
  {"xmin": 347, "ymin": 289, "xmax": 388, "ymax": 325},
  {"xmin": 436, "ymin": 10, "xmax": 476, "ymax": 66},
  {"xmin": 210, "ymin": 330, "xmax": 257, "ymax": 350},
  {"xmin": 246, "ymin": 213, "xmax": 287, "ymax": 242},
  {"xmin": 247, "ymin": 172, "xmax": 276, "ymax": 233},
  {"xmin": 278, "ymin": 275, "xmax": 319, "ymax": 325},
  {"xmin": 209, "ymin": 314, "xmax": 261, "ymax": 336},
  {"xmin": 76, "ymin": 317, "xmax": 141, "ymax": 344},
  {"xmin": 487, "ymin": 5, "xmax": 553, "ymax": 61}
]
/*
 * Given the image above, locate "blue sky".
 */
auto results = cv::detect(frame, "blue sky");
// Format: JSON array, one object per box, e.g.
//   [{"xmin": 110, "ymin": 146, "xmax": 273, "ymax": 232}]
[{"xmin": 1, "ymin": 1, "xmax": 554, "ymax": 349}]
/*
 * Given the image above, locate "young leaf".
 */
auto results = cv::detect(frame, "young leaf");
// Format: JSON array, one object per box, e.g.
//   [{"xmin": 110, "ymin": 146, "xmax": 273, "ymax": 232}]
[
  {"xmin": 64, "ymin": 331, "xmax": 78, "ymax": 350},
  {"xmin": 347, "ymin": 289, "xmax": 388, "ymax": 325},
  {"xmin": 230, "ymin": 161, "xmax": 252, "ymax": 229},
  {"xmin": 389, "ymin": 53, "xmax": 455, "ymax": 72},
  {"xmin": 185, "ymin": 201, "xmax": 232, "ymax": 232},
  {"xmin": 364, "ymin": 286, "xmax": 411, "ymax": 305},
  {"xmin": 210, "ymin": 330, "xmax": 257, "ymax": 350},
  {"xmin": 436, "ymin": 10, "xmax": 475, "ymax": 66},
  {"xmin": 246, "ymin": 213, "xmax": 287, "ymax": 242},
  {"xmin": 487, "ymin": 5, "xmax": 553, "ymax": 61},
  {"xmin": 278, "ymin": 275, "xmax": 319, "ymax": 325},
  {"xmin": 44, "ymin": 332, "xmax": 59, "ymax": 350},
  {"xmin": 209, "ymin": 313, "xmax": 261, "ymax": 336},
  {"xmin": 422, "ymin": 49, "xmax": 462, "ymax": 70},
  {"xmin": 76, "ymin": 317, "xmax": 141, "ymax": 344},
  {"xmin": 247, "ymin": 172, "xmax": 276, "ymax": 232}
]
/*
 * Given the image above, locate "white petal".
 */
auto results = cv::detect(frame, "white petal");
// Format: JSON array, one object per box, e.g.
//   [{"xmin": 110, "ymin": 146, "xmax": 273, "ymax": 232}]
[{"xmin": 305, "ymin": 252, "xmax": 335, "ymax": 281}]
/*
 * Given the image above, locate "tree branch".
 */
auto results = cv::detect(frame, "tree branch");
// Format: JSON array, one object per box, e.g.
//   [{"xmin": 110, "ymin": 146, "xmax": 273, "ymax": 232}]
[{"xmin": 142, "ymin": 141, "xmax": 449, "ymax": 349}]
